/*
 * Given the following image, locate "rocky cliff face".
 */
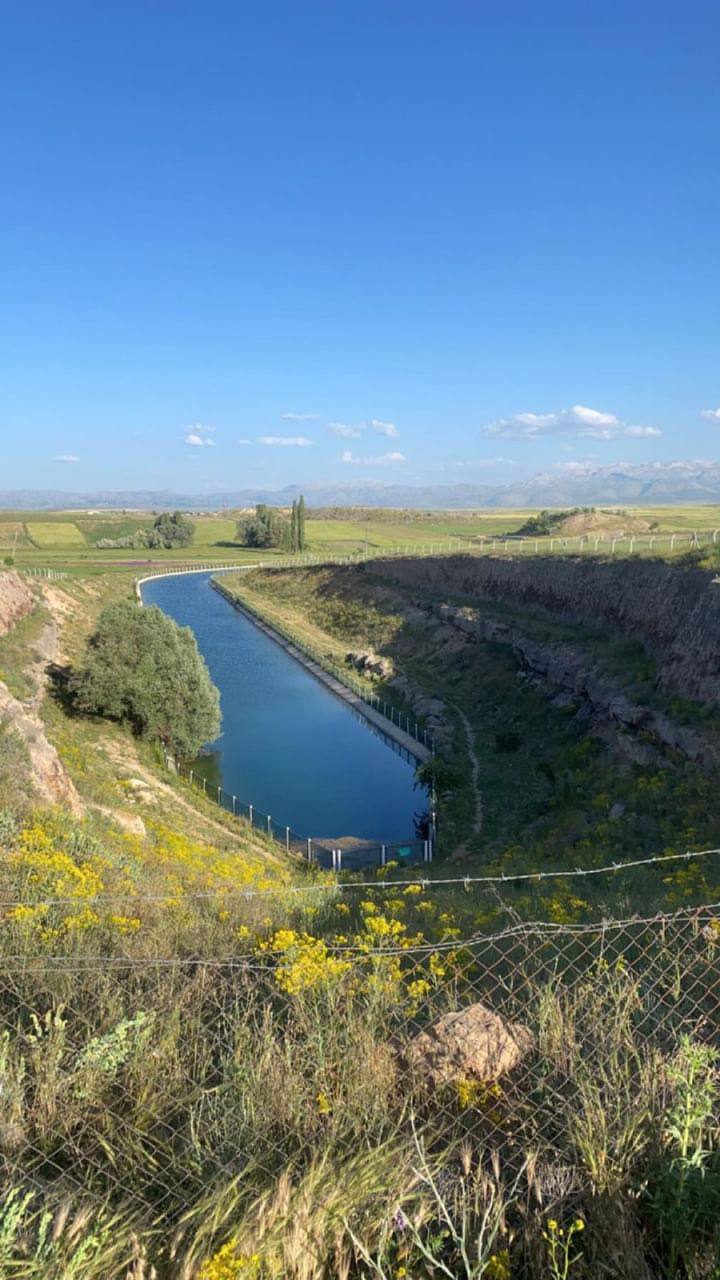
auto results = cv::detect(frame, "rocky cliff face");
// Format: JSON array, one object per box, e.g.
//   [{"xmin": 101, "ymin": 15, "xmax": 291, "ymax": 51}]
[
  {"xmin": 416, "ymin": 600, "xmax": 719, "ymax": 769},
  {"xmin": 371, "ymin": 554, "xmax": 720, "ymax": 708},
  {"xmin": 0, "ymin": 571, "xmax": 35, "ymax": 636}
]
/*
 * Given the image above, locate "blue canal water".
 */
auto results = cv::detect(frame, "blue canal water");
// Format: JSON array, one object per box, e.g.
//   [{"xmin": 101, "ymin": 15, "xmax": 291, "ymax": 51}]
[{"xmin": 140, "ymin": 573, "xmax": 421, "ymax": 842}]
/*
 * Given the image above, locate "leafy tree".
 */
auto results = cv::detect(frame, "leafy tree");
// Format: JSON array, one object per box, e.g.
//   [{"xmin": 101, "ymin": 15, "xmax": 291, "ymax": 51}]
[
  {"xmin": 289, "ymin": 500, "xmax": 299, "ymax": 552},
  {"xmin": 236, "ymin": 504, "xmax": 289, "ymax": 549},
  {"xmin": 69, "ymin": 602, "xmax": 221, "ymax": 758},
  {"xmin": 147, "ymin": 511, "xmax": 194, "ymax": 549},
  {"xmin": 297, "ymin": 494, "xmax": 306, "ymax": 550},
  {"xmin": 92, "ymin": 511, "xmax": 193, "ymax": 551}
]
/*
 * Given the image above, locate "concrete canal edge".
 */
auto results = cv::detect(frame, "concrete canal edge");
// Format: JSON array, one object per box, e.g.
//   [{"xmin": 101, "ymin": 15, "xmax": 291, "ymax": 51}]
[{"xmin": 211, "ymin": 578, "xmax": 431, "ymax": 765}]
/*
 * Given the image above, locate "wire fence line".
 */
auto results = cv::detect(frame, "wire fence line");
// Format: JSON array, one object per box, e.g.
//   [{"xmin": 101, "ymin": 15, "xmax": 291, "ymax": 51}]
[
  {"xmin": 271, "ymin": 526, "xmax": 720, "ymax": 562},
  {"xmin": 172, "ymin": 756, "xmax": 432, "ymax": 871},
  {"xmin": 4, "ymin": 843, "xmax": 719, "ymax": 910},
  {"xmin": 19, "ymin": 521, "xmax": 714, "ymax": 586},
  {"xmin": 17, "ymin": 565, "xmax": 70, "ymax": 579},
  {"xmin": 2, "ymin": 898, "xmax": 720, "ymax": 1258}
]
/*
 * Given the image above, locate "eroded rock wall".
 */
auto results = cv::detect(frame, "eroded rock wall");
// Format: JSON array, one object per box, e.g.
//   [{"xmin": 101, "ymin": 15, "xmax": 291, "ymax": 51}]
[
  {"xmin": 0, "ymin": 571, "xmax": 35, "ymax": 636},
  {"xmin": 370, "ymin": 554, "xmax": 720, "ymax": 707}
]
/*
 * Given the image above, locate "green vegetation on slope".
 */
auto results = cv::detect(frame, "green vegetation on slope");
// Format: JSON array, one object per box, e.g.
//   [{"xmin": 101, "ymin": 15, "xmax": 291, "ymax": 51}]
[
  {"xmin": 222, "ymin": 564, "xmax": 720, "ymax": 893},
  {"xmin": 68, "ymin": 600, "xmax": 221, "ymax": 757},
  {"xmin": 2, "ymin": 561, "xmax": 720, "ymax": 1277}
]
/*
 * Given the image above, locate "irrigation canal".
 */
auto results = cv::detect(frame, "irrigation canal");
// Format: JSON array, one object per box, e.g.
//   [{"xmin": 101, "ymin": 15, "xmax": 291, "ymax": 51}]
[{"xmin": 140, "ymin": 571, "xmax": 422, "ymax": 844}]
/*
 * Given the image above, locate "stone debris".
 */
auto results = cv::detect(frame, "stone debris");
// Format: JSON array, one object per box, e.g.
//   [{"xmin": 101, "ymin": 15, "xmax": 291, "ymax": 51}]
[{"xmin": 406, "ymin": 1001, "xmax": 534, "ymax": 1086}]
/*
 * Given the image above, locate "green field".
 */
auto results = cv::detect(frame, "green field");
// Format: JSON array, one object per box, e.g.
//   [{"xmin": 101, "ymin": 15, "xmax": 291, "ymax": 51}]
[
  {"xmin": 25, "ymin": 520, "xmax": 87, "ymax": 548},
  {"xmin": 0, "ymin": 522, "xmax": 29, "ymax": 550},
  {"xmin": 3, "ymin": 503, "xmax": 719, "ymax": 572}
]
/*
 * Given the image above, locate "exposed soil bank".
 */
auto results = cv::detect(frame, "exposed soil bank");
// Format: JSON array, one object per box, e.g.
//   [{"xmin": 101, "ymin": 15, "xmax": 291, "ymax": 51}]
[
  {"xmin": 369, "ymin": 554, "xmax": 720, "ymax": 707},
  {"xmin": 0, "ymin": 571, "xmax": 34, "ymax": 636}
]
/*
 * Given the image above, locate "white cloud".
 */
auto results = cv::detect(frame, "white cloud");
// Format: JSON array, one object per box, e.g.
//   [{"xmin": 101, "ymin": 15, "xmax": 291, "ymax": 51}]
[
  {"xmin": 485, "ymin": 403, "xmax": 660, "ymax": 441},
  {"xmin": 258, "ymin": 436, "xmax": 314, "ymax": 447},
  {"xmin": 184, "ymin": 424, "xmax": 215, "ymax": 447},
  {"xmin": 328, "ymin": 417, "xmax": 400, "ymax": 439},
  {"xmin": 238, "ymin": 438, "xmax": 252, "ymax": 445},
  {"xmin": 281, "ymin": 412, "xmax": 320, "ymax": 421},
  {"xmin": 328, "ymin": 422, "xmax": 363, "ymax": 438},
  {"xmin": 370, "ymin": 418, "xmax": 399, "ymax": 438},
  {"xmin": 701, "ymin": 408, "xmax": 720, "ymax": 421},
  {"xmin": 55, "ymin": 454, "xmax": 80, "ymax": 463},
  {"xmin": 341, "ymin": 450, "xmax": 405, "ymax": 465}
]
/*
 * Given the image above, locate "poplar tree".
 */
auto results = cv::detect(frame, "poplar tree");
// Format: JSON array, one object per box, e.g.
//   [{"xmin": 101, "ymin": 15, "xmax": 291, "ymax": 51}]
[{"xmin": 297, "ymin": 494, "xmax": 306, "ymax": 550}]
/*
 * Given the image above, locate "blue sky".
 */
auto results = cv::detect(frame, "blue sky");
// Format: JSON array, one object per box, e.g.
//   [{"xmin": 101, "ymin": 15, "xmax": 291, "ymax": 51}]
[{"xmin": 1, "ymin": 0, "xmax": 719, "ymax": 492}]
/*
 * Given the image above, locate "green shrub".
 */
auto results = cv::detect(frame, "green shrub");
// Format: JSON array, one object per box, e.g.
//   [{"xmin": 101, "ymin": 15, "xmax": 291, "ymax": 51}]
[{"xmin": 68, "ymin": 601, "xmax": 220, "ymax": 758}]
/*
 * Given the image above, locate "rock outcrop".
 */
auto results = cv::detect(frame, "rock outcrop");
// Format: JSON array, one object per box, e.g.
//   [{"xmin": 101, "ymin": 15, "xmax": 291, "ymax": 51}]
[
  {"xmin": 345, "ymin": 649, "xmax": 453, "ymax": 747},
  {"xmin": 407, "ymin": 1001, "xmax": 533, "ymax": 1086},
  {"xmin": 0, "ymin": 571, "xmax": 34, "ymax": 636},
  {"xmin": 345, "ymin": 650, "xmax": 393, "ymax": 679},
  {"xmin": 0, "ymin": 682, "xmax": 84, "ymax": 816},
  {"xmin": 415, "ymin": 599, "xmax": 720, "ymax": 768},
  {"xmin": 372, "ymin": 554, "xmax": 720, "ymax": 708}
]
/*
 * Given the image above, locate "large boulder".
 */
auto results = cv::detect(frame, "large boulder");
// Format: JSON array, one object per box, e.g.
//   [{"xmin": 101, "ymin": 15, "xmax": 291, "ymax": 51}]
[{"xmin": 406, "ymin": 1001, "xmax": 533, "ymax": 1086}]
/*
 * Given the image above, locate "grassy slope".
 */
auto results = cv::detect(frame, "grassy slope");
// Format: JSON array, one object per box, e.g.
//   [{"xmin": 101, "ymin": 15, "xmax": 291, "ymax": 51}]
[
  {"xmin": 223, "ymin": 564, "xmax": 720, "ymax": 911},
  {"xmin": 1, "ymin": 565, "xmax": 720, "ymax": 1276}
]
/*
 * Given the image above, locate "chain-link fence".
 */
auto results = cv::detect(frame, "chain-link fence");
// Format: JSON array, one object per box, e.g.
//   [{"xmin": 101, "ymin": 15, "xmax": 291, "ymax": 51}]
[{"xmin": 2, "ymin": 855, "xmax": 720, "ymax": 1274}]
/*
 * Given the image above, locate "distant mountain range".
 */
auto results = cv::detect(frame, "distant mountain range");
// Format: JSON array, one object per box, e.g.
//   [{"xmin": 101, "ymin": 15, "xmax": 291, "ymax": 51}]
[{"xmin": 2, "ymin": 461, "xmax": 720, "ymax": 511}]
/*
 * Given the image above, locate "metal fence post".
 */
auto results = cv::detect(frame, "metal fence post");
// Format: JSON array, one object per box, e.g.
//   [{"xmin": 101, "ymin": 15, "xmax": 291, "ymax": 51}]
[
  {"xmin": 381, "ymin": 843, "xmax": 386, "ymax": 866},
  {"xmin": 307, "ymin": 837, "xmax": 312, "ymax": 862},
  {"xmin": 285, "ymin": 825, "xmax": 290, "ymax": 850}
]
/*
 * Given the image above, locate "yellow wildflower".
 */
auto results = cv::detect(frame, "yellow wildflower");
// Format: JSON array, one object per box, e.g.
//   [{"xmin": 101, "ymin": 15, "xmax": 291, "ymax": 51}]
[
  {"xmin": 486, "ymin": 1250, "xmax": 511, "ymax": 1280},
  {"xmin": 261, "ymin": 930, "xmax": 350, "ymax": 995}
]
